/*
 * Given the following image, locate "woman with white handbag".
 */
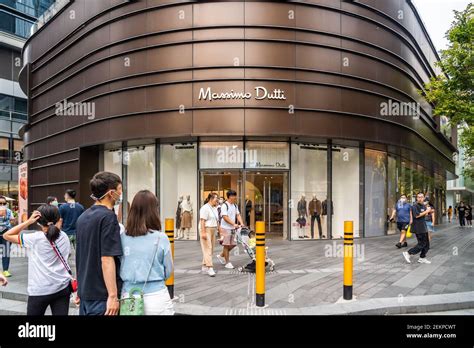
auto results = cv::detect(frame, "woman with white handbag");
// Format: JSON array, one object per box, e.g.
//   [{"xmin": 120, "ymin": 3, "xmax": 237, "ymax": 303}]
[{"xmin": 119, "ymin": 190, "xmax": 174, "ymax": 315}]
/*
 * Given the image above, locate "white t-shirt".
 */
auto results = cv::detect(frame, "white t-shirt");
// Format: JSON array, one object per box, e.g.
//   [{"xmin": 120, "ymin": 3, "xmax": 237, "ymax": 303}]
[
  {"xmin": 220, "ymin": 201, "xmax": 240, "ymax": 230},
  {"xmin": 199, "ymin": 203, "xmax": 219, "ymax": 228},
  {"xmin": 20, "ymin": 231, "xmax": 71, "ymax": 296}
]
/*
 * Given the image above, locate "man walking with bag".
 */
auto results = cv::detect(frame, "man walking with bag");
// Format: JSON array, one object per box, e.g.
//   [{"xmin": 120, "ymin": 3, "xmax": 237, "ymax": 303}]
[{"xmin": 403, "ymin": 192, "xmax": 432, "ymax": 264}]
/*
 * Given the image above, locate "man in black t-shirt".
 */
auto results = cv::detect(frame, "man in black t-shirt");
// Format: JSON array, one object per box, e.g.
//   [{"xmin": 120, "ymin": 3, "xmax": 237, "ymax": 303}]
[
  {"xmin": 76, "ymin": 172, "xmax": 123, "ymax": 315},
  {"xmin": 402, "ymin": 192, "xmax": 432, "ymax": 264}
]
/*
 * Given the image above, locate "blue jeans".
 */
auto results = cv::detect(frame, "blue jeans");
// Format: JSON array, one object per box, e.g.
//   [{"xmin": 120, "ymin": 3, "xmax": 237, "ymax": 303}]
[
  {"xmin": 0, "ymin": 236, "xmax": 10, "ymax": 271},
  {"xmin": 79, "ymin": 300, "xmax": 107, "ymax": 315}
]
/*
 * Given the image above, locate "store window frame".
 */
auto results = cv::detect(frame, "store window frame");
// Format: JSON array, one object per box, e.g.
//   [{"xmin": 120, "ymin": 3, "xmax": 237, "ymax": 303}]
[{"xmin": 198, "ymin": 139, "xmax": 291, "ymax": 240}]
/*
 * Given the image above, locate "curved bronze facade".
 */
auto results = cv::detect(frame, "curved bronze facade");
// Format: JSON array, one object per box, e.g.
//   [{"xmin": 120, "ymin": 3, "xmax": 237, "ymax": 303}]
[{"xmin": 19, "ymin": 0, "xmax": 456, "ymax": 207}]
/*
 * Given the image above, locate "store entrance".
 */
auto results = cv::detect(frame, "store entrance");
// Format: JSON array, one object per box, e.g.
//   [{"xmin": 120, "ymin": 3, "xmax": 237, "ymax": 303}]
[
  {"xmin": 199, "ymin": 170, "xmax": 288, "ymax": 239},
  {"xmin": 244, "ymin": 172, "xmax": 287, "ymax": 239}
]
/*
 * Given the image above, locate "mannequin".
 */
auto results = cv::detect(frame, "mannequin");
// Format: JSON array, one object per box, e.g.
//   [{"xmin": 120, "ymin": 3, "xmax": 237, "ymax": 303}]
[
  {"xmin": 296, "ymin": 195, "xmax": 308, "ymax": 238},
  {"xmin": 245, "ymin": 195, "xmax": 253, "ymax": 227},
  {"xmin": 322, "ymin": 198, "xmax": 334, "ymax": 216},
  {"xmin": 180, "ymin": 195, "xmax": 193, "ymax": 239},
  {"xmin": 175, "ymin": 196, "xmax": 183, "ymax": 238},
  {"xmin": 308, "ymin": 194, "xmax": 323, "ymax": 239},
  {"xmin": 322, "ymin": 197, "xmax": 333, "ymax": 239}
]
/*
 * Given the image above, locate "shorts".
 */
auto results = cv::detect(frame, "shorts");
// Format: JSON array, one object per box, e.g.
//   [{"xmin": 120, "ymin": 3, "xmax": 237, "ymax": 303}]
[
  {"xmin": 221, "ymin": 228, "xmax": 237, "ymax": 246},
  {"xmin": 397, "ymin": 222, "xmax": 409, "ymax": 232},
  {"xmin": 426, "ymin": 221, "xmax": 434, "ymax": 232}
]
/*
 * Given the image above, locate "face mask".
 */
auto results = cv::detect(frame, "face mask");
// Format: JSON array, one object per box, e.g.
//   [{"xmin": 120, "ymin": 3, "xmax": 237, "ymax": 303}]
[
  {"xmin": 113, "ymin": 192, "xmax": 123, "ymax": 207},
  {"xmin": 400, "ymin": 198, "xmax": 406, "ymax": 203},
  {"xmin": 51, "ymin": 201, "xmax": 59, "ymax": 207}
]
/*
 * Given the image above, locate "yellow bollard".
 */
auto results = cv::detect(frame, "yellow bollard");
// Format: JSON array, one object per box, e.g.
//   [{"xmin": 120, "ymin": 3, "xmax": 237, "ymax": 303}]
[
  {"xmin": 343, "ymin": 220, "xmax": 354, "ymax": 300},
  {"xmin": 255, "ymin": 221, "xmax": 266, "ymax": 307},
  {"xmin": 165, "ymin": 218, "xmax": 175, "ymax": 299}
]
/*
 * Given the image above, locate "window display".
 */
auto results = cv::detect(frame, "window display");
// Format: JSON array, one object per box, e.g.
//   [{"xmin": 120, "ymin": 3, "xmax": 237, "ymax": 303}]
[
  {"xmin": 332, "ymin": 147, "xmax": 359, "ymax": 238},
  {"xmin": 387, "ymin": 155, "xmax": 398, "ymax": 235},
  {"xmin": 161, "ymin": 144, "xmax": 197, "ymax": 240},
  {"xmin": 103, "ymin": 146, "xmax": 124, "ymax": 222},
  {"xmin": 364, "ymin": 149, "xmax": 387, "ymax": 237},
  {"xmin": 290, "ymin": 144, "xmax": 327, "ymax": 240},
  {"xmin": 123, "ymin": 144, "xmax": 156, "ymax": 222}
]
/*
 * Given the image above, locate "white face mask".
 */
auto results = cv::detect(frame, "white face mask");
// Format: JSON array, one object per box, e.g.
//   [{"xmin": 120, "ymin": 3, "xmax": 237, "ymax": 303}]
[
  {"xmin": 400, "ymin": 198, "xmax": 406, "ymax": 203},
  {"xmin": 114, "ymin": 193, "xmax": 123, "ymax": 207}
]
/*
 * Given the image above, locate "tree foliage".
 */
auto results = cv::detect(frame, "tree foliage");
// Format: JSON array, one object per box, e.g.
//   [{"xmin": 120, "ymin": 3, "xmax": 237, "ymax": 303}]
[{"xmin": 422, "ymin": 3, "xmax": 474, "ymax": 176}]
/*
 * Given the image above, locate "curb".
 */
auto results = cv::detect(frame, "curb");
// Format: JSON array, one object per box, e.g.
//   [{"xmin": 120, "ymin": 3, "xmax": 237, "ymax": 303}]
[{"xmin": 173, "ymin": 291, "xmax": 474, "ymax": 315}]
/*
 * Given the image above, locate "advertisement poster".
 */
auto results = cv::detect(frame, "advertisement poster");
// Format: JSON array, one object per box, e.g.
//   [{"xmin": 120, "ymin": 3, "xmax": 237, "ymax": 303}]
[{"xmin": 18, "ymin": 161, "xmax": 28, "ymax": 224}]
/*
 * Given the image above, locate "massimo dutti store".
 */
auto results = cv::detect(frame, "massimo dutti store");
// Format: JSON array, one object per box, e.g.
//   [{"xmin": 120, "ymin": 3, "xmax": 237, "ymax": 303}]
[{"xmin": 19, "ymin": 0, "xmax": 456, "ymax": 241}]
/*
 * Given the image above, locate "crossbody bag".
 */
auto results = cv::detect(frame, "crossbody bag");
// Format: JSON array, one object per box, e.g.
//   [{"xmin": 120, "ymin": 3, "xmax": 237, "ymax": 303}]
[
  {"xmin": 48, "ymin": 238, "xmax": 77, "ymax": 292},
  {"xmin": 119, "ymin": 234, "xmax": 160, "ymax": 316}
]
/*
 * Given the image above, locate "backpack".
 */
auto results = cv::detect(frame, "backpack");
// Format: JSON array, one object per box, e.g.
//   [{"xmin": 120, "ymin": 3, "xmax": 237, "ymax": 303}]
[{"xmin": 220, "ymin": 202, "xmax": 238, "ymax": 224}]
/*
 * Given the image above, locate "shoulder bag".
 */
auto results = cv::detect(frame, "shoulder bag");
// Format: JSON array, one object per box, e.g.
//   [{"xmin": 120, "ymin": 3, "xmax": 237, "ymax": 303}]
[
  {"xmin": 49, "ymin": 237, "xmax": 77, "ymax": 292},
  {"xmin": 119, "ymin": 233, "xmax": 160, "ymax": 316}
]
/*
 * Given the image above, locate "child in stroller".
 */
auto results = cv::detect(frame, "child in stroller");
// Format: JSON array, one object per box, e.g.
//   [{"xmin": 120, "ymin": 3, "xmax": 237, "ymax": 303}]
[{"xmin": 236, "ymin": 227, "xmax": 275, "ymax": 272}]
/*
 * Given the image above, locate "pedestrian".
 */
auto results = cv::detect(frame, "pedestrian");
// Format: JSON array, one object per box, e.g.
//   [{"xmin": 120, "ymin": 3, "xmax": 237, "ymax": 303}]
[
  {"xmin": 0, "ymin": 196, "xmax": 15, "ymax": 278},
  {"xmin": 2, "ymin": 205, "xmax": 72, "ymax": 315},
  {"xmin": 217, "ymin": 190, "xmax": 244, "ymax": 269},
  {"xmin": 76, "ymin": 171, "xmax": 123, "ymax": 316},
  {"xmin": 447, "ymin": 205, "xmax": 453, "ymax": 223},
  {"xmin": 389, "ymin": 194, "xmax": 412, "ymax": 249},
  {"xmin": 199, "ymin": 192, "xmax": 219, "ymax": 277},
  {"xmin": 120, "ymin": 190, "xmax": 174, "ymax": 315},
  {"xmin": 466, "ymin": 204, "xmax": 472, "ymax": 228},
  {"xmin": 424, "ymin": 199, "xmax": 435, "ymax": 242},
  {"xmin": 403, "ymin": 193, "xmax": 432, "ymax": 264},
  {"xmin": 58, "ymin": 189, "xmax": 85, "ymax": 250},
  {"xmin": 46, "ymin": 196, "xmax": 59, "ymax": 207},
  {"xmin": 457, "ymin": 201, "xmax": 466, "ymax": 227}
]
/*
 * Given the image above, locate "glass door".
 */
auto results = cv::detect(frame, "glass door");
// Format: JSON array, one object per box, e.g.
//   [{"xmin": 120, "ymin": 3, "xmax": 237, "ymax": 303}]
[
  {"xmin": 200, "ymin": 170, "xmax": 243, "ymax": 212},
  {"xmin": 244, "ymin": 171, "xmax": 288, "ymax": 239}
]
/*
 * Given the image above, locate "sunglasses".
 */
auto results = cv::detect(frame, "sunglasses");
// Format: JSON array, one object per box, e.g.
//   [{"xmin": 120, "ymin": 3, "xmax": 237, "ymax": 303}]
[{"xmin": 0, "ymin": 203, "xmax": 6, "ymax": 205}]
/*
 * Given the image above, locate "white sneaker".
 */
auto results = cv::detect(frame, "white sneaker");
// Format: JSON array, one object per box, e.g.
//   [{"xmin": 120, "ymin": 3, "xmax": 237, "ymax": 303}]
[
  {"xmin": 418, "ymin": 258, "xmax": 431, "ymax": 264},
  {"xmin": 402, "ymin": 251, "xmax": 411, "ymax": 264},
  {"xmin": 225, "ymin": 262, "xmax": 234, "ymax": 269},
  {"xmin": 207, "ymin": 268, "xmax": 216, "ymax": 277},
  {"xmin": 216, "ymin": 254, "xmax": 225, "ymax": 265},
  {"xmin": 201, "ymin": 266, "xmax": 208, "ymax": 273}
]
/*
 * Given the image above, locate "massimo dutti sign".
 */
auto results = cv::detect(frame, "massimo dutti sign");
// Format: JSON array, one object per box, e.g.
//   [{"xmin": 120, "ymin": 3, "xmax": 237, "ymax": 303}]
[{"xmin": 198, "ymin": 86, "xmax": 286, "ymax": 101}]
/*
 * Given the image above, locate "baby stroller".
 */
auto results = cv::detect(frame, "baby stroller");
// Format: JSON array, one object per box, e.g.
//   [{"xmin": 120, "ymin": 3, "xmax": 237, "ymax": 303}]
[{"xmin": 235, "ymin": 227, "xmax": 275, "ymax": 272}]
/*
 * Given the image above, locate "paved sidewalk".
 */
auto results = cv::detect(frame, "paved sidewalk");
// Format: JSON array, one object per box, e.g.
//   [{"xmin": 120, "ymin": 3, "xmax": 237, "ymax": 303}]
[{"xmin": 1, "ymin": 223, "xmax": 473, "ymax": 314}]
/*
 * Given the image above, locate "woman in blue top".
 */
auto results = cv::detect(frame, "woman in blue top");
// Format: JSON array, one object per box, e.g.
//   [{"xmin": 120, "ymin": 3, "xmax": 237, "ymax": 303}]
[{"xmin": 120, "ymin": 190, "xmax": 174, "ymax": 315}]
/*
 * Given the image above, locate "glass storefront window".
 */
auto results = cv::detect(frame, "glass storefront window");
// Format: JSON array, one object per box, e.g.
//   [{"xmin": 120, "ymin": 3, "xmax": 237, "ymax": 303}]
[
  {"xmin": 245, "ymin": 142, "xmax": 289, "ymax": 170},
  {"xmin": 161, "ymin": 144, "xmax": 197, "ymax": 240},
  {"xmin": 332, "ymin": 146, "xmax": 360, "ymax": 238},
  {"xmin": 290, "ymin": 143, "xmax": 327, "ymax": 240},
  {"xmin": 103, "ymin": 147, "xmax": 124, "ymax": 222},
  {"xmin": 387, "ymin": 155, "xmax": 398, "ymax": 235},
  {"xmin": 125, "ymin": 144, "xmax": 156, "ymax": 219},
  {"xmin": 199, "ymin": 141, "xmax": 244, "ymax": 169},
  {"xmin": 364, "ymin": 149, "xmax": 387, "ymax": 237}
]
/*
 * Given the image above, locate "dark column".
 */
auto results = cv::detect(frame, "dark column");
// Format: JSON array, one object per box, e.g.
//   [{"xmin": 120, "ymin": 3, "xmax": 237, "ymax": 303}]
[
  {"xmin": 327, "ymin": 140, "xmax": 332, "ymax": 239},
  {"xmin": 79, "ymin": 146, "xmax": 99, "ymax": 209}
]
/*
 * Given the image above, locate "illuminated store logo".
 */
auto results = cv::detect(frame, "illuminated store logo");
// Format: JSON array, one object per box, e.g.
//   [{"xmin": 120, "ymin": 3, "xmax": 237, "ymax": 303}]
[{"xmin": 198, "ymin": 86, "xmax": 286, "ymax": 101}]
